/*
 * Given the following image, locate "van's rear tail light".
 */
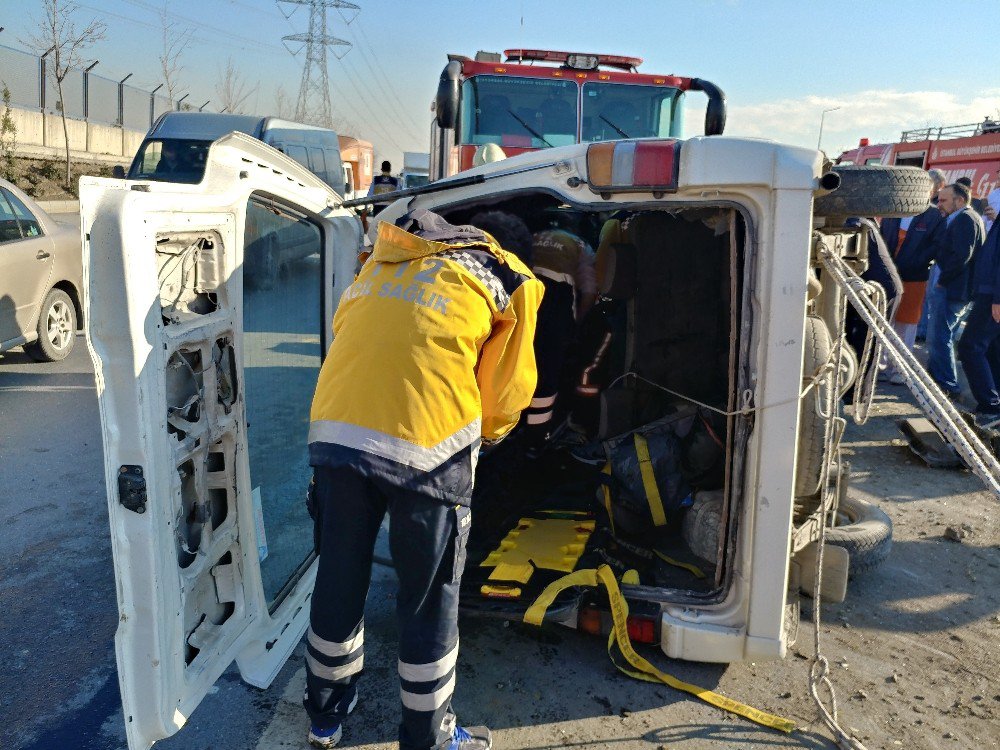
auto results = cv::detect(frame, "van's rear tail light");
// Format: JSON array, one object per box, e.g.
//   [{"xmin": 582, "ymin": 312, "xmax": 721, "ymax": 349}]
[
  {"xmin": 577, "ymin": 606, "xmax": 659, "ymax": 645},
  {"xmin": 586, "ymin": 140, "xmax": 680, "ymax": 196}
]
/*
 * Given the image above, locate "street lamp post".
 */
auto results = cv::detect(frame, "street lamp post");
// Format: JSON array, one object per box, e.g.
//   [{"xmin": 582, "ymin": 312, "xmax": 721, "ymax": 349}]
[{"xmin": 818, "ymin": 106, "xmax": 841, "ymax": 151}]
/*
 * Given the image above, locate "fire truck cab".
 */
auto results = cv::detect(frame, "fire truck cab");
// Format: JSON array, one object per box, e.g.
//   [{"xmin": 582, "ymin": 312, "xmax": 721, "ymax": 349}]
[{"xmin": 430, "ymin": 49, "xmax": 726, "ymax": 179}]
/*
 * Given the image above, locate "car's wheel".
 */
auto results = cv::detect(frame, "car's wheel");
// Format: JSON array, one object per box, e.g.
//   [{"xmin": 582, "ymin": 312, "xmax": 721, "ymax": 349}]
[
  {"xmin": 25, "ymin": 288, "xmax": 76, "ymax": 362},
  {"xmin": 814, "ymin": 165, "xmax": 932, "ymax": 221},
  {"xmin": 682, "ymin": 490, "xmax": 724, "ymax": 565},
  {"xmin": 825, "ymin": 495, "xmax": 893, "ymax": 578}
]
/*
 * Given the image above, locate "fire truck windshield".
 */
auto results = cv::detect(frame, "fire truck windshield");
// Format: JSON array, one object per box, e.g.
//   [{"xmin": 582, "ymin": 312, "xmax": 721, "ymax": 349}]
[
  {"xmin": 581, "ymin": 82, "xmax": 679, "ymax": 141},
  {"xmin": 459, "ymin": 75, "xmax": 681, "ymax": 150},
  {"xmin": 461, "ymin": 76, "xmax": 579, "ymax": 148}
]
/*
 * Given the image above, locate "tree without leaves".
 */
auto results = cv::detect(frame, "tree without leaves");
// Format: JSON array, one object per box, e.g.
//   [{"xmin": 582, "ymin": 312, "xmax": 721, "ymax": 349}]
[
  {"xmin": 159, "ymin": 6, "xmax": 192, "ymax": 103},
  {"xmin": 273, "ymin": 85, "xmax": 292, "ymax": 119},
  {"xmin": 24, "ymin": 0, "xmax": 106, "ymax": 189},
  {"xmin": 215, "ymin": 58, "xmax": 257, "ymax": 115}
]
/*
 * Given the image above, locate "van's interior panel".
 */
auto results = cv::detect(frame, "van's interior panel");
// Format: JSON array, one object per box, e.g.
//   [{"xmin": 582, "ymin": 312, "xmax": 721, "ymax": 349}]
[{"xmin": 440, "ymin": 196, "xmax": 749, "ymax": 617}]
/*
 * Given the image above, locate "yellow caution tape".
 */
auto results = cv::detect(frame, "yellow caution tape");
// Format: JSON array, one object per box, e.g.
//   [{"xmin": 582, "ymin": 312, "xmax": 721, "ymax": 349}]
[
  {"xmin": 654, "ymin": 550, "xmax": 707, "ymax": 580},
  {"xmin": 633, "ymin": 434, "xmax": 667, "ymax": 526},
  {"xmin": 524, "ymin": 564, "xmax": 796, "ymax": 734}
]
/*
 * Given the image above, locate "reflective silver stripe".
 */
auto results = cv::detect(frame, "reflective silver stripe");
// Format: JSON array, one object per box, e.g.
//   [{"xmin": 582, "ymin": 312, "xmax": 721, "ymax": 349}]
[
  {"xmin": 398, "ymin": 642, "xmax": 459, "ymax": 683},
  {"xmin": 400, "ymin": 673, "xmax": 457, "ymax": 712},
  {"xmin": 307, "ymin": 625, "xmax": 364, "ymax": 658},
  {"xmin": 532, "ymin": 267, "xmax": 575, "ymax": 287},
  {"xmin": 526, "ymin": 410, "xmax": 554, "ymax": 425},
  {"xmin": 306, "ymin": 652, "xmax": 364, "ymax": 681},
  {"xmin": 530, "ymin": 395, "xmax": 556, "ymax": 408},
  {"xmin": 309, "ymin": 419, "xmax": 481, "ymax": 472}
]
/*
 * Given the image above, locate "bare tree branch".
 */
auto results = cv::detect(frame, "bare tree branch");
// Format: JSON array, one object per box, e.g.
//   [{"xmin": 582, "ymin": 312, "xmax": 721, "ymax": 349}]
[
  {"xmin": 159, "ymin": 5, "xmax": 192, "ymax": 103},
  {"xmin": 23, "ymin": 0, "xmax": 106, "ymax": 188},
  {"xmin": 215, "ymin": 57, "xmax": 257, "ymax": 115},
  {"xmin": 273, "ymin": 85, "xmax": 292, "ymax": 119}
]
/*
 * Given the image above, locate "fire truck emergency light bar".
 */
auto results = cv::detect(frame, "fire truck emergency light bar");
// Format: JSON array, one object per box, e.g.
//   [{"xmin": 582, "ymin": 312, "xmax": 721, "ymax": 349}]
[
  {"xmin": 504, "ymin": 49, "xmax": 644, "ymax": 71},
  {"xmin": 586, "ymin": 140, "xmax": 681, "ymax": 195}
]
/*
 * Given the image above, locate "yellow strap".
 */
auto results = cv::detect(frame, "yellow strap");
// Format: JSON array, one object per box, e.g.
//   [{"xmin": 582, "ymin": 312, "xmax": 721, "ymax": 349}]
[
  {"xmin": 524, "ymin": 565, "xmax": 796, "ymax": 734},
  {"xmin": 654, "ymin": 550, "xmax": 707, "ymax": 580},
  {"xmin": 633, "ymin": 434, "xmax": 667, "ymax": 526},
  {"xmin": 600, "ymin": 463, "xmax": 615, "ymax": 535},
  {"xmin": 523, "ymin": 568, "xmax": 597, "ymax": 626}
]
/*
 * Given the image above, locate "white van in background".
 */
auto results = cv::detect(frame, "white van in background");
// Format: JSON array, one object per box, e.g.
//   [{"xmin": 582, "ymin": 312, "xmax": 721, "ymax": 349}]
[
  {"xmin": 122, "ymin": 112, "xmax": 345, "ymax": 192},
  {"xmin": 121, "ymin": 112, "xmax": 348, "ymax": 289}
]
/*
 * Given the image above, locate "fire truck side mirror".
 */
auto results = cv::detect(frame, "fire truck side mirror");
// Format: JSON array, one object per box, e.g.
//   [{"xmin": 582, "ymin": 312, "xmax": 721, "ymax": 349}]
[
  {"xmin": 436, "ymin": 60, "xmax": 461, "ymax": 130},
  {"xmin": 689, "ymin": 78, "xmax": 727, "ymax": 136}
]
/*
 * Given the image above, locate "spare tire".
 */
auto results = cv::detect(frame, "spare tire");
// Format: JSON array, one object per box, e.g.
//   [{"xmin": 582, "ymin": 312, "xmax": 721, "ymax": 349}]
[
  {"xmin": 814, "ymin": 165, "xmax": 931, "ymax": 220},
  {"xmin": 825, "ymin": 496, "xmax": 893, "ymax": 578},
  {"xmin": 796, "ymin": 315, "xmax": 831, "ymax": 497}
]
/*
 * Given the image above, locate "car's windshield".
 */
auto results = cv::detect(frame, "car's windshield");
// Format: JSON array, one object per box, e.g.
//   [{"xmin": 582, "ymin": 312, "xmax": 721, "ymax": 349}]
[
  {"xmin": 581, "ymin": 82, "xmax": 679, "ymax": 142},
  {"xmin": 461, "ymin": 75, "xmax": 578, "ymax": 148},
  {"xmin": 130, "ymin": 139, "xmax": 213, "ymax": 184}
]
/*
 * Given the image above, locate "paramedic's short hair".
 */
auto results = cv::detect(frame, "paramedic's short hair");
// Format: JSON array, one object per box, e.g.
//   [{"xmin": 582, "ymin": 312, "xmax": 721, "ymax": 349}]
[
  {"xmin": 927, "ymin": 168, "xmax": 947, "ymax": 188},
  {"xmin": 381, "ymin": 160, "xmax": 391, "ymax": 172},
  {"xmin": 469, "ymin": 211, "xmax": 533, "ymax": 265},
  {"xmin": 950, "ymin": 182, "xmax": 971, "ymax": 203}
]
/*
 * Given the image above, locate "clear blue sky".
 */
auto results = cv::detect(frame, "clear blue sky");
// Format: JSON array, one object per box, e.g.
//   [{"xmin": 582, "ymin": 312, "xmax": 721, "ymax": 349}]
[{"xmin": 7, "ymin": 0, "xmax": 1000, "ymax": 166}]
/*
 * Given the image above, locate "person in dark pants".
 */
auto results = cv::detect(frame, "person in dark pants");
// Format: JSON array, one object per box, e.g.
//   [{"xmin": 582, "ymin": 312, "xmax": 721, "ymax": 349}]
[
  {"xmin": 928, "ymin": 183, "xmax": 986, "ymax": 396},
  {"xmin": 367, "ymin": 160, "xmax": 402, "ymax": 216},
  {"xmin": 957, "ymin": 219, "xmax": 1000, "ymax": 427},
  {"xmin": 304, "ymin": 209, "xmax": 543, "ymax": 749}
]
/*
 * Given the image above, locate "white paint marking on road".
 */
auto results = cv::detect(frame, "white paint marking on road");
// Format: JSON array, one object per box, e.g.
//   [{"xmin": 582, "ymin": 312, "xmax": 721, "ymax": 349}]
[
  {"xmin": 0, "ymin": 385, "xmax": 95, "ymax": 392},
  {"xmin": 254, "ymin": 667, "xmax": 310, "ymax": 749}
]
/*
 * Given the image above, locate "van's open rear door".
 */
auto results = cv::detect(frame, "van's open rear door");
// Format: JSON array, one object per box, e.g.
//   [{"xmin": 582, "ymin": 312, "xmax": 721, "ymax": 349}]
[{"xmin": 81, "ymin": 133, "xmax": 360, "ymax": 750}]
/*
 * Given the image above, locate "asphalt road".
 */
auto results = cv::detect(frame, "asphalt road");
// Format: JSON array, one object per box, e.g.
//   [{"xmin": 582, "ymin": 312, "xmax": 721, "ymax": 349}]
[{"xmin": 1, "ymin": 218, "xmax": 997, "ymax": 750}]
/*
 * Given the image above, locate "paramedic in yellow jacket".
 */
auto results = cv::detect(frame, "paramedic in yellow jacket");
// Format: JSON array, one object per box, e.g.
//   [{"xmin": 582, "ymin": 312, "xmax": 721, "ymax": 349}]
[{"xmin": 302, "ymin": 209, "xmax": 543, "ymax": 750}]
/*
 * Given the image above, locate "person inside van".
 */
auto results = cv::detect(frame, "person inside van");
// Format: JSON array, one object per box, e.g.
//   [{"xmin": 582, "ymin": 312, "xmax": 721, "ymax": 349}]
[{"xmin": 154, "ymin": 141, "xmax": 181, "ymax": 177}]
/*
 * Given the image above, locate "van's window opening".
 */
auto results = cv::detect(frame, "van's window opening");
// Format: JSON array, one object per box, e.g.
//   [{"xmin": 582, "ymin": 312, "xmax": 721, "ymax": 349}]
[
  {"xmin": 242, "ymin": 195, "xmax": 325, "ymax": 604},
  {"xmin": 580, "ymin": 82, "xmax": 679, "ymax": 141},
  {"xmin": 131, "ymin": 139, "xmax": 213, "ymax": 184},
  {"xmin": 460, "ymin": 75, "xmax": 578, "ymax": 148}
]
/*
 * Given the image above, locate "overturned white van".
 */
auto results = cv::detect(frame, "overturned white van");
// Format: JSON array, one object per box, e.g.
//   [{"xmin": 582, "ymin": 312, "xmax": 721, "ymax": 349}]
[{"xmin": 82, "ymin": 131, "xmax": 946, "ymax": 749}]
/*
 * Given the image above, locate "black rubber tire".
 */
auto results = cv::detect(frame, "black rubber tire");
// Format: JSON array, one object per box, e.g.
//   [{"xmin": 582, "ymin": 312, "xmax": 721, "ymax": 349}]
[
  {"xmin": 826, "ymin": 496, "xmax": 893, "ymax": 578},
  {"xmin": 25, "ymin": 288, "xmax": 76, "ymax": 362},
  {"xmin": 814, "ymin": 165, "xmax": 932, "ymax": 220},
  {"xmin": 795, "ymin": 315, "xmax": 831, "ymax": 497}
]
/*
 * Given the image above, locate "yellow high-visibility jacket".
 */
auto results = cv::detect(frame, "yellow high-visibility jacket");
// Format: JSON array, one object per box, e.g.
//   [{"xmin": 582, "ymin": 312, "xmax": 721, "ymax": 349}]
[{"xmin": 308, "ymin": 211, "xmax": 544, "ymax": 503}]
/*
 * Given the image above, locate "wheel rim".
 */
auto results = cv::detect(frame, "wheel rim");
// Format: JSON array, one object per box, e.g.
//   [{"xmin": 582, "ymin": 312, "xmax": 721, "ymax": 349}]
[{"xmin": 47, "ymin": 300, "xmax": 73, "ymax": 351}]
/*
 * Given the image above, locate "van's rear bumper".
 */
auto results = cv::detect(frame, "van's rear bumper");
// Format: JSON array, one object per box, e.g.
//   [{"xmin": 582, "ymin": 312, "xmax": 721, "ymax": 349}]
[{"xmin": 661, "ymin": 612, "xmax": 783, "ymax": 663}]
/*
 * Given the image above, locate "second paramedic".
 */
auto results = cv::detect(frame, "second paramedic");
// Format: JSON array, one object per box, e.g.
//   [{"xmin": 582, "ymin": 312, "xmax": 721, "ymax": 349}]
[{"xmin": 303, "ymin": 209, "xmax": 543, "ymax": 750}]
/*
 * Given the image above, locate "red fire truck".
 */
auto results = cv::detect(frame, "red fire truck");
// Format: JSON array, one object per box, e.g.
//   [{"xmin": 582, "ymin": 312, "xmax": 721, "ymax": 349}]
[
  {"xmin": 838, "ymin": 119, "xmax": 1000, "ymax": 201},
  {"xmin": 429, "ymin": 49, "xmax": 725, "ymax": 180}
]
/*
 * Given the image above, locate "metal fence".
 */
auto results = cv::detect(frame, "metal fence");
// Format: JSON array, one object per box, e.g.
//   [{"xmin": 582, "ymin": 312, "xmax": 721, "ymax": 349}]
[{"xmin": 0, "ymin": 42, "xmax": 190, "ymax": 131}]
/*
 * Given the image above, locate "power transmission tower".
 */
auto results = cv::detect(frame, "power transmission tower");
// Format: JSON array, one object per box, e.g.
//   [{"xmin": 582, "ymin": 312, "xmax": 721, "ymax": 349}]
[{"xmin": 278, "ymin": 0, "xmax": 357, "ymax": 127}]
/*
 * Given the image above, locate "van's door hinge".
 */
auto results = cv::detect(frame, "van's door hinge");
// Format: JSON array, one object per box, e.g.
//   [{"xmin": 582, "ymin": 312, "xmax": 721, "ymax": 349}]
[{"xmin": 118, "ymin": 465, "xmax": 147, "ymax": 514}]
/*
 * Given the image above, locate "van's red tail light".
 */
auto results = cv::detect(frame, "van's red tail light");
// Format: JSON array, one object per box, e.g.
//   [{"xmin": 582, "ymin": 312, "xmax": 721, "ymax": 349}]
[
  {"xmin": 577, "ymin": 606, "xmax": 659, "ymax": 645},
  {"xmin": 626, "ymin": 615, "xmax": 657, "ymax": 644},
  {"xmin": 586, "ymin": 140, "xmax": 680, "ymax": 195}
]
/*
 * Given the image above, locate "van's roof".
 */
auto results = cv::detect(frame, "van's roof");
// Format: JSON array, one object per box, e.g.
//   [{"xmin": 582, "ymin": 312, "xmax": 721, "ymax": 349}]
[{"xmin": 150, "ymin": 112, "xmax": 265, "ymax": 140}]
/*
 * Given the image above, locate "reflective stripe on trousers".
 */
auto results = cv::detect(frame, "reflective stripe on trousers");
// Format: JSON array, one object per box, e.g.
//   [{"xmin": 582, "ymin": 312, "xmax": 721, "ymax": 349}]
[{"xmin": 304, "ymin": 463, "xmax": 470, "ymax": 750}]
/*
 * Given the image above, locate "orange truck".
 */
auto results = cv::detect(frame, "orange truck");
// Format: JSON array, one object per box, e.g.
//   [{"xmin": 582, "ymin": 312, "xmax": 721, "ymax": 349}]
[{"xmin": 338, "ymin": 135, "xmax": 374, "ymax": 200}]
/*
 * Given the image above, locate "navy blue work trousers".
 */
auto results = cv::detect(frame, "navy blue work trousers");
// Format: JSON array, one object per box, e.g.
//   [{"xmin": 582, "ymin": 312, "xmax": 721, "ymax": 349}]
[
  {"xmin": 303, "ymin": 463, "xmax": 471, "ymax": 750},
  {"xmin": 957, "ymin": 295, "xmax": 1000, "ymax": 414}
]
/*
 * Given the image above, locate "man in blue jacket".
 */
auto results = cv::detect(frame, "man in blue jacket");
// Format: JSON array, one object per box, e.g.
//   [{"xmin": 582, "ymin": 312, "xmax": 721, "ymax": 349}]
[
  {"xmin": 957, "ymin": 215, "xmax": 1000, "ymax": 427},
  {"xmin": 928, "ymin": 183, "xmax": 986, "ymax": 396}
]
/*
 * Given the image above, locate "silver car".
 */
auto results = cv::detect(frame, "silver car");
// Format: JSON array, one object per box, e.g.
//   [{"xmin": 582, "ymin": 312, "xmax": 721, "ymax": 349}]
[{"xmin": 0, "ymin": 178, "xmax": 82, "ymax": 361}]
